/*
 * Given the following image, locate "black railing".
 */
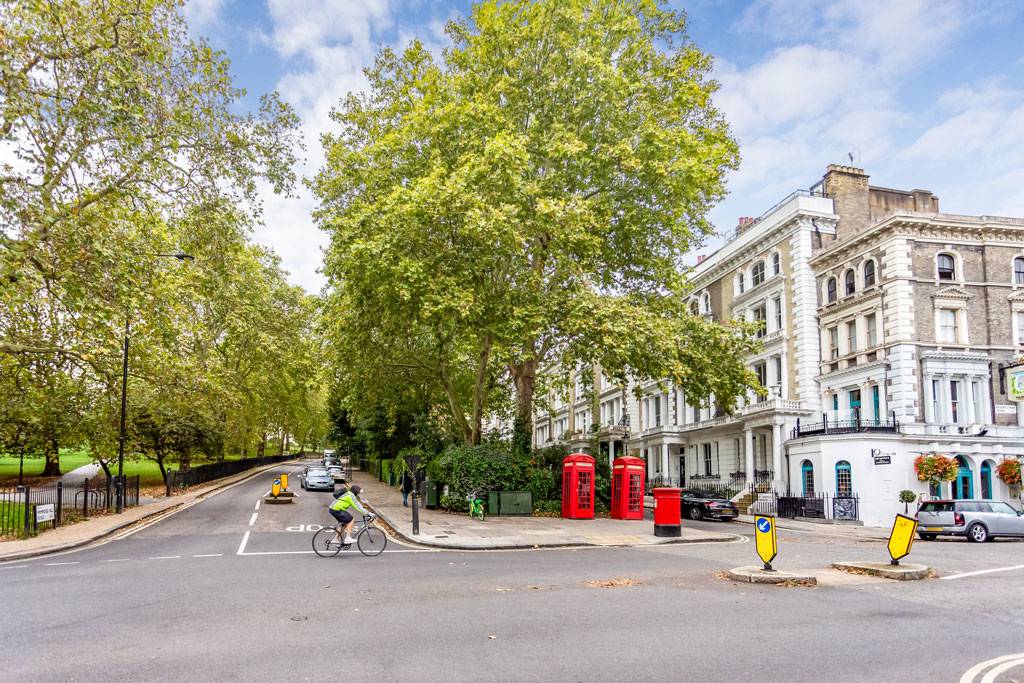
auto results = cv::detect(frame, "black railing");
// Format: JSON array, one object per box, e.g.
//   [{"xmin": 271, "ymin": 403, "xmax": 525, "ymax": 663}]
[
  {"xmin": 645, "ymin": 476, "xmax": 680, "ymax": 494},
  {"xmin": 776, "ymin": 491, "xmax": 860, "ymax": 521},
  {"xmin": 168, "ymin": 454, "xmax": 293, "ymax": 492},
  {"xmin": 792, "ymin": 413, "xmax": 899, "ymax": 439},
  {"xmin": 686, "ymin": 480, "xmax": 741, "ymax": 499},
  {"xmin": 0, "ymin": 475, "xmax": 141, "ymax": 538}
]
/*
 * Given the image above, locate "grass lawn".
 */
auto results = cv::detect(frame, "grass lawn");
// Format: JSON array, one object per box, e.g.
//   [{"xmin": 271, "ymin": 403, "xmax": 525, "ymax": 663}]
[{"xmin": 0, "ymin": 449, "xmax": 94, "ymax": 480}]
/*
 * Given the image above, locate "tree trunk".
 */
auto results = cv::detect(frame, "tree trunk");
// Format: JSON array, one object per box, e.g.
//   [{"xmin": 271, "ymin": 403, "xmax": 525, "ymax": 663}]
[
  {"xmin": 157, "ymin": 455, "xmax": 168, "ymax": 485},
  {"xmin": 98, "ymin": 459, "xmax": 112, "ymax": 478},
  {"xmin": 241, "ymin": 444, "xmax": 248, "ymax": 460},
  {"xmin": 41, "ymin": 438, "xmax": 61, "ymax": 476},
  {"xmin": 258, "ymin": 433, "xmax": 266, "ymax": 458},
  {"xmin": 510, "ymin": 359, "xmax": 537, "ymax": 457}
]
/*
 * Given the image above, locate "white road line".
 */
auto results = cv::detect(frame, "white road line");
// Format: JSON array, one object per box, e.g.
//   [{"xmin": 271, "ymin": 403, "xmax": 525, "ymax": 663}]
[
  {"xmin": 104, "ymin": 559, "xmax": 131, "ymax": 563},
  {"xmin": 43, "ymin": 561, "xmax": 80, "ymax": 566},
  {"xmin": 959, "ymin": 653, "xmax": 1024, "ymax": 683},
  {"xmin": 237, "ymin": 530, "xmax": 250, "ymax": 556},
  {"xmin": 254, "ymin": 499, "xmax": 261, "ymax": 510},
  {"xmin": 193, "ymin": 553, "xmax": 223, "ymax": 558},
  {"xmin": 981, "ymin": 659, "xmax": 1024, "ymax": 683},
  {"xmin": 239, "ymin": 549, "xmax": 425, "ymax": 556},
  {"xmin": 0, "ymin": 565, "xmax": 29, "ymax": 569},
  {"xmin": 248, "ymin": 512, "xmax": 258, "ymax": 526},
  {"xmin": 940, "ymin": 564, "xmax": 1024, "ymax": 581},
  {"xmin": 150, "ymin": 556, "xmax": 181, "ymax": 560}
]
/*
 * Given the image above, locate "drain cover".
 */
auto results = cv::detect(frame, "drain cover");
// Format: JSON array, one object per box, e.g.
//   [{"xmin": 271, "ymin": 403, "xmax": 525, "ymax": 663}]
[{"xmin": 291, "ymin": 616, "xmax": 308, "ymax": 622}]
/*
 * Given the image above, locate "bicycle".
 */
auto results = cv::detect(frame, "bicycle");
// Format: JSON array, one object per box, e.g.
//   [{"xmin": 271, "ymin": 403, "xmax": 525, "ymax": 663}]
[
  {"xmin": 467, "ymin": 492, "xmax": 486, "ymax": 521},
  {"xmin": 312, "ymin": 514, "xmax": 388, "ymax": 557}
]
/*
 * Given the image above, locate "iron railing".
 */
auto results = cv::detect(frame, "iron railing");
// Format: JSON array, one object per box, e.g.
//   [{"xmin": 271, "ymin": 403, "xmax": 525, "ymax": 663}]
[
  {"xmin": 792, "ymin": 413, "xmax": 899, "ymax": 438},
  {"xmin": 167, "ymin": 454, "xmax": 293, "ymax": 492},
  {"xmin": 0, "ymin": 475, "xmax": 140, "ymax": 538},
  {"xmin": 776, "ymin": 491, "xmax": 860, "ymax": 521}
]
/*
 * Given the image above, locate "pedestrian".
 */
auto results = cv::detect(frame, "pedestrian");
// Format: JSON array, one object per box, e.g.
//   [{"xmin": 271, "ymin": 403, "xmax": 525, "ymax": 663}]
[{"xmin": 401, "ymin": 470, "xmax": 414, "ymax": 507}]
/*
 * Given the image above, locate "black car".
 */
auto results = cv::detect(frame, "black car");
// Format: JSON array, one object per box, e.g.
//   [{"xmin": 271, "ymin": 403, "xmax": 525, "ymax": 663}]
[{"xmin": 680, "ymin": 489, "xmax": 738, "ymax": 521}]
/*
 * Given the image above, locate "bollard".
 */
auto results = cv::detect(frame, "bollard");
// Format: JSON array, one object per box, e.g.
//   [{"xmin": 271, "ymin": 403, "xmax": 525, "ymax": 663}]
[
  {"xmin": 272, "ymin": 478, "xmax": 281, "ymax": 497},
  {"xmin": 281, "ymin": 473, "xmax": 289, "ymax": 491}
]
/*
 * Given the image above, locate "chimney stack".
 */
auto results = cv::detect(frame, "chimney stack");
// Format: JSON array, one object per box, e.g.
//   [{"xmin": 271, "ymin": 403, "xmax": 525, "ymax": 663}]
[{"xmin": 822, "ymin": 164, "xmax": 870, "ymax": 241}]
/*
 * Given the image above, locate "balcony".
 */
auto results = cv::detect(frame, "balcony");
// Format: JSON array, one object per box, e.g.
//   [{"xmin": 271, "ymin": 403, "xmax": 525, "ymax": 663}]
[
  {"xmin": 792, "ymin": 413, "xmax": 900, "ymax": 439},
  {"xmin": 741, "ymin": 398, "xmax": 804, "ymax": 416}
]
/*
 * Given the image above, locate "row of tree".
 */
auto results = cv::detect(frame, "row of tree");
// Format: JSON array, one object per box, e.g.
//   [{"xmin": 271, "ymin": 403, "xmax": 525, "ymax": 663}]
[
  {"xmin": 0, "ymin": 1, "xmax": 325, "ymax": 481},
  {"xmin": 315, "ymin": 0, "xmax": 761, "ymax": 453}
]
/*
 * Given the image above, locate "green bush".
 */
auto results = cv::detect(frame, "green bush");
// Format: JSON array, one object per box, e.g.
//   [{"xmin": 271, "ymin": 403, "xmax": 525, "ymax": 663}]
[
  {"xmin": 440, "ymin": 493, "xmax": 468, "ymax": 512},
  {"xmin": 426, "ymin": 443, "xmax": 529, "ymax": 509},
  {"xmin": 533, "ymin": 499, "xmax": 561, "ymax": 515}
]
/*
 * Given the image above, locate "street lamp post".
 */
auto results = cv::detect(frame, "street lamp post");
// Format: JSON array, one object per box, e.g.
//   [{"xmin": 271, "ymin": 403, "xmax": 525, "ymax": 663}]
[{"xmin": 115, "ymin": 252, "xmax": 194, "ymax": 512}]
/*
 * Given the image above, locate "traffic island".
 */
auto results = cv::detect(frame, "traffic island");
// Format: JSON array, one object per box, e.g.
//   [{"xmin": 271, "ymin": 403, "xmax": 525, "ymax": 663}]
[
  {"xmin": 263, "ymin": 495, "xmax": 293, "ymax": 505},
  {"xmin": 832, "ymin": 562, "xmax": 932, "ymax": 581},
  {"xmin": 726, "ymin": 566, "xmax": 817, "ymax": 586}
]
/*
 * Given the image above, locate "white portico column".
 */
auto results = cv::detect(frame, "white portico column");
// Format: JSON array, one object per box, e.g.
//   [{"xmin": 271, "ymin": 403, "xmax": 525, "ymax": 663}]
[
  {"xmin": 744, "ymin": 427, "xmax": 755, "ymax": 487},
  {"xmin": 661, "ymin": 443, "xmax": 670, "ymax": 483},
  {"xmin": 608, "ymin": 439, "xmax": 616, "ymax": 469},
  {"xmin": 772, "ymin": 421, "xmax": 784, "ymax": 490},
  {"xmin": 964, "ymin": 377, "xmax": 976, "ymax": 425},
  {"xmin": 923, "ymin": 373, "xmax": 936, "ymax": 424}
]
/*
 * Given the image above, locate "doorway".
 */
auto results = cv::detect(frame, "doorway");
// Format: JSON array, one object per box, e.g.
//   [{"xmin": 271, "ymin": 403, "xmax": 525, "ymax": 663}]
[{"xmin": 953, "ymin": 456, "xmax": 973, "ymax": 499}]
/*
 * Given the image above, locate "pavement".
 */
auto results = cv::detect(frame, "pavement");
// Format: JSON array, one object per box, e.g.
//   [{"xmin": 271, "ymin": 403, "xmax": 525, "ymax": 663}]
[
  {"xmin": 0, "ymin": 458, "xmax": 299, "ymax": 562},
  {"xmin": 3, "ymin": 456, "xmax": 1024, "ymax": 681},
  {"xmin": 353, "ymin": 471, "xmax": 738, "ymax": 549},
  {"xmin": 58, "ymin": 462, "xmax": 102, "ymax": 484}
]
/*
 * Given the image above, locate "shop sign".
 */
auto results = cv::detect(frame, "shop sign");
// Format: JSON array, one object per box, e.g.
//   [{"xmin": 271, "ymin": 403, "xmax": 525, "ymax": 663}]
[
  {"xmin": 871, "ymin": 449, "xmax": 893, "ymax": 465},
  {"xmin": 1008, "ymin": 368, "xmax": 1024, "ymax": 401}
]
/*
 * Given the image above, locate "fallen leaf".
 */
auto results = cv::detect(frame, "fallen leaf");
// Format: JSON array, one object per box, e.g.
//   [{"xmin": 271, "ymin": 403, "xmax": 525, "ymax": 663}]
[
  {"xmin": 584, "ymin": 577, "xmax": 641, "ymax": 589},
  {"xmin": 488, "ymin": 635, "xmax": 497, "ymax": 640}
]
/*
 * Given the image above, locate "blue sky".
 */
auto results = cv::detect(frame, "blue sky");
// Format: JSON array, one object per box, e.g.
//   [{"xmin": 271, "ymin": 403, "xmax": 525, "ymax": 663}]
[{"xmin": 185, "ymin": 0, "xmax": 1024, "ymax": 291}]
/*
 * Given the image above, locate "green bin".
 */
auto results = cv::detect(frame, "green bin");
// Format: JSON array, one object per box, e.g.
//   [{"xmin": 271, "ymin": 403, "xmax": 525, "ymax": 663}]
[
  {"xmin": 487, "ymin": 491, "xmax": 499, "ymax": 516},
  {"xmin": 425, "ymin": 481, "xmax": 440, "ymax": 509},
  {"xmin": 499, "ymin": 491, "xmax": 533, "ymax": 516}
]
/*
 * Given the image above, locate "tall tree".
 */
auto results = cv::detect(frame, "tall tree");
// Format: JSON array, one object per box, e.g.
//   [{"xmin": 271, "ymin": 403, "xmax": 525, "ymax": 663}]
[{"xmin": 315, "ymin": 0, "xmax": 757, "ymax": 450}]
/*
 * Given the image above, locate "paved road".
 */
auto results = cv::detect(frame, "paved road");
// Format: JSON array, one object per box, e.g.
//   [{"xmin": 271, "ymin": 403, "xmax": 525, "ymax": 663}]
[{"xmin": 2, "ymin": 463, "xmax": 1023, "ymax": 682}]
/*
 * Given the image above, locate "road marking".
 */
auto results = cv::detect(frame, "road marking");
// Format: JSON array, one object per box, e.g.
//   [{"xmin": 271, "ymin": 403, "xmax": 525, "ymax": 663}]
[
  {"xmin": 193, "ymin": 553, "xmax": 223, "ymax": 558},
  {"xmin": 254, "ymin": 499, "xmax": 261, "ymax": 511},
  {"xmin": 237, "ymin": 530, "xmax": 250, "ymax": 555},
  {"xmin": 239, "ymin": 549, "xmax": 425, "ymax": 556},
  {"xmin": 43, "ymin": 561, "xmax": 80, "ymax": 566},
  {"xmin": 150, "ymin": 556, "xmax": 181, "ymax": 560},
  {"xmin": 0, "ymin": 565, "xmax": 29, "ymax": 569},
  {"xmin": 960, "ymin": 653, "xmax": 1024, "ymax": 683},
  {"xmin": 940, "ymin": 564, "xmax": 1024, "ymax": 581},
  {"xmin": 104, "ymin": 558, "xmax": 131, "ymax": 563},
  {"xmin": 248, "ymin": 512, "xmax": 258, "ymax": 526}
]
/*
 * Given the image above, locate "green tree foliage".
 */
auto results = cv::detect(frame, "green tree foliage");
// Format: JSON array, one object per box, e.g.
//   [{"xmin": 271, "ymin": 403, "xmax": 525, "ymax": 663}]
[{"xmin": 316, "ymin": 0, "xmax": 758, "ymax": 450}]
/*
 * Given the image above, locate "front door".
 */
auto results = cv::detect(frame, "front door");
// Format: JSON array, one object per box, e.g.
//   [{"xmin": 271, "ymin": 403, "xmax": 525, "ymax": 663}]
[
  {"xmin": 848, "ymin": 389, "xmax": 861, "ymax": 421},
  {"xmin": 678, "ymin": 455, "xmax": 686, "ymax": 487},
  {"xmin": 954, "ymin": 456, "xmax": 973, "ymax": 499}
]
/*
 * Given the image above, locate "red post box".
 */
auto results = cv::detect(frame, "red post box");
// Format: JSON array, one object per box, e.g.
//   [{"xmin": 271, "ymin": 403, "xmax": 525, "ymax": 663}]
[
  {"xmin": 561, "ymin": 453, "xmax": 596, "ymax": 519},
  {"xmin": 652, "ymin": 487, "xmax": 682, "ymax": 537},
  {"xmin": 610, "ymin": 456, "xmax": 645, "ymax": 520}
]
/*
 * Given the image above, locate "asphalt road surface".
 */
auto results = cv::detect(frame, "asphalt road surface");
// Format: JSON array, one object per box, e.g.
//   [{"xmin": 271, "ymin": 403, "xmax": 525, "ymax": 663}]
[{"xmin": 2, "ymin": 463, "xmax": 1023, "ymax": 682}]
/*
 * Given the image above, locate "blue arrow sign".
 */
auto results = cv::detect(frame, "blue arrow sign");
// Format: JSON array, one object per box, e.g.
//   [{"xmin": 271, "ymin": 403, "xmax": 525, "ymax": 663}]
[{"xmin": 757, "ymin": 517, "xmax": 771, "ymax": 533}]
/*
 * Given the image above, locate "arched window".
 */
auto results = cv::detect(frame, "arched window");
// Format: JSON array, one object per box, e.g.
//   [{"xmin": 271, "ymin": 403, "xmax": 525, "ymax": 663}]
[
  {"xmin": 1014, "ymin": 257, "xmax": 1024, "ymax": 286},
  {"xmin": 701, "ymin": 292, "xmax": 711, "ymax": 314},
  {"xmin": 826, "ymin": 277, "xmax": 837, "ymax": 303},
  {"xmin": 863, "ymin": 260, "xmax": 876, "ymax": 288},
  {"xmin": 980, "ymin": 460, "xmax": 993, "ymax": 500},
  {"xmin": 752, "ymin": 260, "xmax": 766, "ymax": 286},
  {"xmin": 689, "ymin": 299, "xmax": 699, "ymax": 315},
  {"xmin": 835, "ymin": 460, "xmax": 852, "ymax": 496},
  {"xmin": 801, "ymin": 460, "xmax": 814, "ymax": 495},
  {"xmin": 737, "ymin": 271, "xmax": 745, "ymax": 294},
  {"xmin": 771, "ymin": 252, "xmax": 781, "ymax": 276},
  {"xmin": 844, "ymin": 269, "xmax": 856, "ymax": 296},
  {"xmin": 937, "ymin": 253, "xmax": 956, "ymax": 281}
]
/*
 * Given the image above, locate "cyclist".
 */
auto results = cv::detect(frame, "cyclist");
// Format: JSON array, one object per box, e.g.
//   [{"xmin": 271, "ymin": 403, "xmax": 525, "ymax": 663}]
[{"xmin": 328, "ymin": 484, "xmax": 371, "ymax": 545}]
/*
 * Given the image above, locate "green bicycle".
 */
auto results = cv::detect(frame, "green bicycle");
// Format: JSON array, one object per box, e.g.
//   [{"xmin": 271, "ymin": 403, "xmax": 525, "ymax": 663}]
[{"xmin": 467, "ymin": 492, "xmax": 486, "ymax": 521}]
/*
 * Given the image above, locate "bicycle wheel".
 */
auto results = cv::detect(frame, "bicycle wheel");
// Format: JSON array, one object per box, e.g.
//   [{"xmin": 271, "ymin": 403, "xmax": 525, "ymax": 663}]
[
  {"xmin": 475, "ymin": 503, "xmax": 485, "ymax": 522},
  {"xmin": 356, "ymin": 525, "xmax": 388, "ymax": 556},
  {"xmin": 312, "ymin": 527, "xmax": 343, "ymax": 557}
]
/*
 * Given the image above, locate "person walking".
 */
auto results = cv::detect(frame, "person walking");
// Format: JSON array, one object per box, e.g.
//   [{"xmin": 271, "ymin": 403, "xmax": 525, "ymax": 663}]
[{"xmin": 401, "ymin": 470, "xmax": 414, "ymax": 507}]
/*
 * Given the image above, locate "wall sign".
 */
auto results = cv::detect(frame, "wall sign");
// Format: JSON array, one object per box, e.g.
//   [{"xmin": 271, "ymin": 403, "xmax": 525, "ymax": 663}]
[
  {"xmin": 871, "ymin": 448, "xmax": 894, "ymax": 465},
  {"xmin": 995, "ymin": 404, "xmax": 1018, "ymax": 415}
]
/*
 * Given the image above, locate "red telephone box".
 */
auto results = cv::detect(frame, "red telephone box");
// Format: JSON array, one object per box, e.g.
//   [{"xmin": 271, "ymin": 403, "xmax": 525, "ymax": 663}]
[
  {"xmin": 561, "ymin": 453, "xmax": 596, "ymax": 519},
  {"xmin": 610, "ymin": 456, "xmax": 645, "ymax": 520}
]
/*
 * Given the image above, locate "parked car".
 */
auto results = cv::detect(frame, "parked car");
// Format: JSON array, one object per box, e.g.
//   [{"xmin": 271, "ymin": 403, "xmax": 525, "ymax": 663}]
[
  {"xmin": 916, "ymin": 499, "xmax": 1024, "ymax": 542},
  {"xmin": 326, "ymin": 465, "xmax": 345, "ymax": 481},
  {"xmin": 680, "ymin": 489, "xmax": 738, "ymax": 521},
  {"xmin": 301, "ymin": 466, "xmax": 335, "ymax": 492}
]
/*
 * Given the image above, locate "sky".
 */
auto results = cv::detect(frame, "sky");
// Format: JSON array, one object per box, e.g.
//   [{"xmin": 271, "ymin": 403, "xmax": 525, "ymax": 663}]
[{"xmin": 184, "ymin": 0, "xmax": 1024, "ymax": 292}]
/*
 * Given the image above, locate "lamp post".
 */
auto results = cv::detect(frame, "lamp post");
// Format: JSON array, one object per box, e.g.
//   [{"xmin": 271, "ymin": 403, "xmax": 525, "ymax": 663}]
[{"xmin": 115, "ymin": 252, "xmax": 194, "ymax": 512}]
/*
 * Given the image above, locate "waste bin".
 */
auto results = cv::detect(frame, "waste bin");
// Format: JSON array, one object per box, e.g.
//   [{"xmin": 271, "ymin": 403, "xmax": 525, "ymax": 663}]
[
  {"xmin": 487, "ymin": 491, "xmax": 500, "ymax": 516},
  {"xmin": 610, "ymin": 456, "xmax": 645, "ymax": 520},
  {"xmin": 561, "ymin": 453, "xmax": 596, "ymax": 519},
  {"xmin": 652, "ymin": 487, "xmax": 681, "ymax": 537},
  {"xmin": 424, "ymin": 480, "xmax": 441, "ymax": 509}
]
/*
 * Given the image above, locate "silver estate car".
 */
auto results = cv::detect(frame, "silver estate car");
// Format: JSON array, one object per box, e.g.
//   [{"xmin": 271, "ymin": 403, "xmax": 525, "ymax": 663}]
[
  {"xmin": 916, "ymin": 499, "xmax": 1024, "ymax": 542},
  {"xmin": 301, "ymin": 466, "xmax": 335, "ymax": 492}
]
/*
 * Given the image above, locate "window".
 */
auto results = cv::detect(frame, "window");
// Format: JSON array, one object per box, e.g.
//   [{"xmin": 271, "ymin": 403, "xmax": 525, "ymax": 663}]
[
  {"xmin": 971, "ymin": 382, "xmax": 980, "ymax": 423},
  {"xmin": 1017, "ymin": 312, "xmax": 1024, "ymax": 345},
  {"xmin": 931, "ymin": 379, "xmax": 939, "ymax": 421},
  {"xmin": 773, "ymin": 356, "xmax": 782, "ymax": 390},
  {"xmin": 846, "ymin": 320, "xmax": 857, "ymax": 353},
  {"xmin": 866, "ymin": 313, "xmax": 877, "ymax": 347},
  {"xmin": 753, "ymin": 304, "xmax": 766, "ymax": 337},
  {"xmin": 773, "ymin": 296, "xmax": 782, "ymax": 331},
  {"xmin": 801, "ymin": 460, "xmax": 814, "ymax": 495},
  {"xmin": 752, "ymin": 260, "xmax": 765, "ymax": 286},
  {"xmin": 828, "ymin": 326, "xmax": 839, "ymax": 359},
  {"xmin": 654, "ymin": 396, "xmax": 662, "ymax": 427},
  {"xmin": 835, "ymin": 461, "xmax": 852, "ymax": 496},
  {"xmin": 981, "ymin": 461, "xmax": 993, "ymax": 500},
  {"xmin": 826, "ymin": 277, "xmax": 837, "ymax": 303},
  {"xmin": 689, "ymin": 299, "xmax": 699, "ymax": 315},
  {"xmin": 864, "ymin": 260, "xmax": 876, "ymax": 287},
  {"xmin": 753, "ymin": 361, "xmax": 767, "ymax": 388},
  {"xmin": 737, "ymin": 272, "xmax": 745, "ymax": 293},
  {"xmin": 771, "ymin": 252, "xmax": 781, "ymax": 276},
  {"xmin": 937, "ymin": 253, "xmax": 955, "ymax": 281},
  {"xmin": 872, "ymin": 385, "xmax": 880, "ymax": 421},
  {"xmin": 703, "ymin": 443, "xmax": 712, "ymax": 476},
  {"xmin": 1015, "ymin": 257, "xmax": 1024, "ymax": 285},
  {"xmin": 950, "ymin": 380, "xmax": 960, "ymax": 424},
  {"xmin": 844, "ymin": 269, "xmax": 856, "ymax": 296},
  {"xmin": 938, "ymin": 308, "xmax": 958, "ymax": 343},
  {"xmin": 702, "ymin": 293, "xmax": 711, "ymax": 314}
]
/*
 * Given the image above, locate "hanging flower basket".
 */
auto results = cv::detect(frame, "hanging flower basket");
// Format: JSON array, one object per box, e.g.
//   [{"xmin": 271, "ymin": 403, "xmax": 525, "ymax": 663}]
[
  {"xmin": 996, "ymin": 458, "xmax": 1022, "ymax": 486},
  {"xmin": 914, "ymin": 454, "xmax": 958, "ymax": 484}
]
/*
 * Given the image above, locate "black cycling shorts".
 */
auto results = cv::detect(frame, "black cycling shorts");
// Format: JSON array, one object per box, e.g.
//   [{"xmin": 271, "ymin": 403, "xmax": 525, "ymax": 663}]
[{"xmin": 329, "ymin": 508, "xmax": 353, "ymax": 525}]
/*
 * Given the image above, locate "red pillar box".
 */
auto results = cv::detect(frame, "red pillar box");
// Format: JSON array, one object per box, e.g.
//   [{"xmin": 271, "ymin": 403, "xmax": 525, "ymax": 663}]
[
  {"xmin": 561, "ymin": 453, "xmax": 596, "ymax": 519},
  {"xmin": 652, "ymin": 487, "xmax": 682, "ymax": 537},
  {"xmin": 610, "ymin": 456, "xmax": 646, "ymax": 520}
]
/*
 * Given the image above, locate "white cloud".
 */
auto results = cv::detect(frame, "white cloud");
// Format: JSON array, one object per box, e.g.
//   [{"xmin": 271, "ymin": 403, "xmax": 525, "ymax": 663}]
[{"xmin": 183, "ymin": 0, "xmax": 228, "ymax": 35}]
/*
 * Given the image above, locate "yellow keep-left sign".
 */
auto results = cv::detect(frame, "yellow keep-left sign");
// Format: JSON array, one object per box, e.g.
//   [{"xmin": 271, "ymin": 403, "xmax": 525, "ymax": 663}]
[
  {"xmin": 754, "ymin": 514, "xmax": 778, "ymax": 566},
  {"xmin": 887, "ymin": 514, "xmax": 918, "ymax": 563}
]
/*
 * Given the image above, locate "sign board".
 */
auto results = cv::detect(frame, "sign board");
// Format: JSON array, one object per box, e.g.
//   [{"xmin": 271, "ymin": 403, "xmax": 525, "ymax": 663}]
[
  {"xmin": 35, "ymin": 503, "xmax": 55, "ymax": 523},
  {"xmin": 1009, "ymin": 368, "xmax": 1024, "ymax": 401},
  {"xmin": 887, "ymin": 514, "xmax": 918, "ymax": 565},
  {"xmin": 871, "ymin": 449, "xmax": 894, "ymax": 465},
  {"xmin": 754, "ymin": 514, "xmax": 778, "ymax": 569},
  {"xmin": 995, "ymin": 404, "xmax": 1018, "ymax": 415}
]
